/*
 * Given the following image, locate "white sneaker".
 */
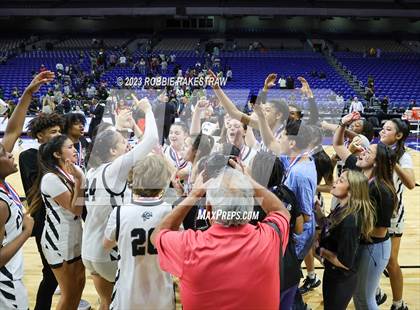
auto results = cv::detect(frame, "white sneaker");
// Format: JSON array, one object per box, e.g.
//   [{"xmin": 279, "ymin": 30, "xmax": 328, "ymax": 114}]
[
  {"xmin": 78, "ymin": 299, "xmax": 91, "ymax": 310},
  {"xmin": 54, "ymin": 287, "xmax": 61, "ymax": 295}
]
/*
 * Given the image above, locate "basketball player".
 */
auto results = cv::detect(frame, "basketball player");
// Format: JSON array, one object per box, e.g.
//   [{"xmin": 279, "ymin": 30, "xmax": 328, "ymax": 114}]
[
  {"xmin": 377, "ymin": 119, "xmax": 415, "ymax": 310},
  {"xmin": 82, "ymin": 95, "xmax": 158, "ymax": 310},
  {"xmin": 0, "ymin": 70, "xmax": 54, "ymax": 309},
  {"xmin": 163, "ymin": 122, "xmax": 189, "ymax": 170},
  {"xmin": 208, "ymin": 70, "xmax": 289, "ymax": 151},
  {"xmin": 104, "ymin": 154, "xmax": 175, "ymax": 309},
  {"xmin": 28, "ymin": 135, "xmax": 86, "ymax": 310}
]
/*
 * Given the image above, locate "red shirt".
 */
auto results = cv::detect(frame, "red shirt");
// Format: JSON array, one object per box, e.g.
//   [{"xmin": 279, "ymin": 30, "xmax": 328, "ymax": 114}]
[{"xmin": 156, "ymin": 211, "xmax": 289, "ymax": 310}]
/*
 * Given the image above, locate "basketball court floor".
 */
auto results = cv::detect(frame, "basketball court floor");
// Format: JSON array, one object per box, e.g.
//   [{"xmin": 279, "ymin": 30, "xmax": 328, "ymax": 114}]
[{"xmin": 7, "ymin": 140, "xmax": 420, "ymax": 309}]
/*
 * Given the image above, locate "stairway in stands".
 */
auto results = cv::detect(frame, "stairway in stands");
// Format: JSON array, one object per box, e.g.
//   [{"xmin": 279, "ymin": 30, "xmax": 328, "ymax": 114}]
[{"xmin": 323, "ymin": 51, "xmax": 366, "ymax": 106}]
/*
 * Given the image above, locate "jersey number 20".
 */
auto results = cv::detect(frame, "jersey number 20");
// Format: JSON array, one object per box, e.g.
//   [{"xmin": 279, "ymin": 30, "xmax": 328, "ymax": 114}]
[{"xmin": 131, "ymin": 228, "xmax": 157, "ymax": 256}]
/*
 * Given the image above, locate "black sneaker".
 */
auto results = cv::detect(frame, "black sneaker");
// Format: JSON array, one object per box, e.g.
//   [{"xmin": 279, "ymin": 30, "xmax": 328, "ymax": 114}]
[
  {"xmin": 376, "ymin": 291, "xmax": 387, "ymax": 306},
  {"xmin": 390, "ymin": 303, "xmax": 408, "ymax": 310},
  {"xmin": 299, "ymin": 275, "xmax": 321, "ymax": 295}
]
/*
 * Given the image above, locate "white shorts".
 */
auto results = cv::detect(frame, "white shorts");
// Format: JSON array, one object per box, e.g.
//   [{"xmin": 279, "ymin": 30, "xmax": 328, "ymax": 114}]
[
  {"xmin": 83, "ymin": 259, "xmax": 118, "ymax": 283},
  {"xmin": 42, "ymin": 239, "xmax": 82, "ymax": 269},
  {"xmin": 0, "ymin": 279, "xmax": 28, "ymax": 310},
  {"xmin": 388, "ymin": 212, "xmax": 405, "ymax": 237},
  {"xmin": 41, "ymin": 224, "xmax": 83, "ymax": 268}
]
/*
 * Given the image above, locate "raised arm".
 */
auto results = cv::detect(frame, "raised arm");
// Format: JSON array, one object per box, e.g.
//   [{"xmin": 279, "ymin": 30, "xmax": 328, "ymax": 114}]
[
  {"xmin": 2, "ymin": 71, "xmax": 54, "ymax": 153},
  {"xmin": 333, "ymin": 113, "xmax": 360, "ymax": 162},
  {"xmin": 250, "ymin": 176, "xmax": 290, "ymax": 221},
  {"xmin": 254, "ymin": 103, "xmax": 283, "ymax": 156},
  {"xmin": 244, "ymin": 123, "xmax": 258, "ymax": 149},
  {"xmin": 151, "ymin": 172, "xmax": 207, "ymax": 246},
  {"xmin": 106, "ymin": 95, "xmax": 159, "ymax": 190},
  {"xmin": 190, "ymin": 98, "xmax": 208, "ymax": 135},
  {"xmin": 298, "ymin": 77, "xmax": 319, "ymax": 126},
  {"xmin": 321, "ymin": 120, "xmax": 360, "ymax": 140},
  {"xmin": 208, "ymin": 70, "xmax": 260, "ymax": 129}
]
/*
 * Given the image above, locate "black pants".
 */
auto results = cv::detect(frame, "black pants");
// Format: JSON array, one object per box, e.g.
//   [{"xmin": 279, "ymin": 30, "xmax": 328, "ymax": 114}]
[
  {"xmin": 34, "ymin": 232, "xmax": 58, "ymax": 310},
  {"xmin": 322, "ymin": 268, "xmax": 357, "ymax": 310}
]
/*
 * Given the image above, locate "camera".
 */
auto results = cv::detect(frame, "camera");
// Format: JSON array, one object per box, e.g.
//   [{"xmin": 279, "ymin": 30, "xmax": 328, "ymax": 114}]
[{"xmin": 203, "ymin": 153, "xmax": 237, "ymax": 182}]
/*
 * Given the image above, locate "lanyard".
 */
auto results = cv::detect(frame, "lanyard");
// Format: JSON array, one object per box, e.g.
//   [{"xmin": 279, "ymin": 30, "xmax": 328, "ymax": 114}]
[
  {"xmin": 75, "ymin": 141, "xmax": 83, "ymax": 168},
  {"xmin": 273, "ymin": 124, "xmax": 284, "ymax": 139},
  {"xmin": 284, "ymin": 151, "xmax": 309, "ymax": 182},
  {"xmin": 184, "ymin": 165, "xmax": 193, "ymax": 195},
  {"xmin": 170, "ymin": 146, "xmax": 187, "ymax": 169},
  {"xmin": 56, "ymin": 166, "xmax": 75, "ymax": 183},
  {"xmin": 0, "ymin": 181, "xmax": 23, "ymax": 210},
  {"xmin": 259, "ymin": 124, "xmax": 284, "ymax": 152}
]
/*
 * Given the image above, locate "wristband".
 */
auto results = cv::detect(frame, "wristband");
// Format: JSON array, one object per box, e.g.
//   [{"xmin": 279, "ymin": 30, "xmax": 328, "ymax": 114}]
[{"xmin": 338, "ymin": 120, "xmax": 346, "ymax": 127}]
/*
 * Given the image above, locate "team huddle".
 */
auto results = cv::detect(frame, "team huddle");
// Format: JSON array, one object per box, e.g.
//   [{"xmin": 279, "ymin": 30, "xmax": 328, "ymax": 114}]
[{"xmin": 0, "ymin": 70, "xmax": 415, "ymax": 310}]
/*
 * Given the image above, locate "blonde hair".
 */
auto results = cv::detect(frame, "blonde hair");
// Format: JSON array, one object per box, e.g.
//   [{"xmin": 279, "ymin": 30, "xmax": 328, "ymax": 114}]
[
  {"xmin": 331, "ymin": 170, "xmax": 376, "ymax": 242},
  {"xmin": 131, "ymin": 154, "xmax": 172, "ymax": 197}
]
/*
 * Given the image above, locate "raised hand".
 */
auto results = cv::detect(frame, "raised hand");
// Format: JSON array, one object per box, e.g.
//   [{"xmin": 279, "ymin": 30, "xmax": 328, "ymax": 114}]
[
  {"xmin": 170, "ymin": 171, "xmax": 184, "ymax": 196},
  {"xmin": 131, "ymin": 94, "xmax": 151, "ymax": 113},
  {"xmin": 348, "ymin": 135, "xmax": 365, "ymax": 153},
  {"xmin": 207, "ymin": 69, "xmax": 220, "ymax": 89},
  {"xmin": 197, "ymin": 97, "xmax": 210, "ymax": 110},
  {"xmin": 228, "ymin": 158, "xmax": 246, "ymax": 175},
  {"xmin": 264, "ymin": 73, "xmax": 277, "ymax": 91},
  {"xmin": 253, "ymin": 103, "xmax": 264, "ymax": 117},
  {"xmin": 341, "ymin": 112, "xmax": 361, "ymax": 126},
  {"xmin": 297, "ymin": 76, "xmax": 313, "ymax": 98},
  {"xmin": 191, "ymin": 171, "xmax": 208, "ymax": 197},
  {"xmin": 26, "ymin": 71, "xmax": 55, "ymax": 95},
  {"xmin": 115, "ymin": 109, "xmax": 133, "ymax": 130},
  {"xmin": 65, "ymin": 160, "xmax": 83, "ymax": 181}
]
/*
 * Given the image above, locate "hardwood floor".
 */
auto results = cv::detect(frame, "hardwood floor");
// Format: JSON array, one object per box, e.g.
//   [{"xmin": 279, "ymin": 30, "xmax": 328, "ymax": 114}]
[{"xmin": 6, "ymin": 144, "xmax": 420, "ymax": 309}]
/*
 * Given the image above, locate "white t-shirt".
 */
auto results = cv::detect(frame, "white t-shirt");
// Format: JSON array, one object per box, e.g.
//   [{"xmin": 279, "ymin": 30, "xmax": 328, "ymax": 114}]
[
  {"xmin": 349, "ymin": 101, "xmax": 364, "ymax": 113},
  {"xmin": 105, "ymin": 200, "xmax": 175, "ymax": 310},
  {"xmin": 278, "ymin": 78, "xmax": 286, "ymax": 88}
]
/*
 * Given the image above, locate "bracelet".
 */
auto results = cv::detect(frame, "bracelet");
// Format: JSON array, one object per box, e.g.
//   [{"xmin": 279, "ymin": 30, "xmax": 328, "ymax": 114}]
[{"xmin": 338, "ymin": 120, "xmax": 346, "ymax": 127}]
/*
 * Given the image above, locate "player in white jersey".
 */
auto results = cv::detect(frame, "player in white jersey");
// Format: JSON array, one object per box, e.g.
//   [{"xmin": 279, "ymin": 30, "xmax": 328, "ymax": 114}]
[
  {"xmin": 83, "ymin": 95, "xmax": 159, "ymax": 310},
  {"xmin": 377, "ymin": 119, "xmax": 415, "ymax": 310},
  {"xmin": 0, "ymin": 71, "xmax": 53, "ymax": 309},
  {"xmin": 104, "ymin": 154, "xmax": 175, "ymax": 310},
  {"xmin": 208, "ymin": 70, "xmax": 289, "ymax": 150},
  {"xmin": 163, "ymin": 122, "xmax": 189, "ymax": 170},
  {"xmin": 28, "ymin": 134, "xmax": 86, "ymax": 310},
  {"xmin": 0, "ymin": 163, "xmax": 33, "ymax": 310},
  {"xmin": 224, "ymin": 118, "xmax": 256, "ymax": 167}
]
